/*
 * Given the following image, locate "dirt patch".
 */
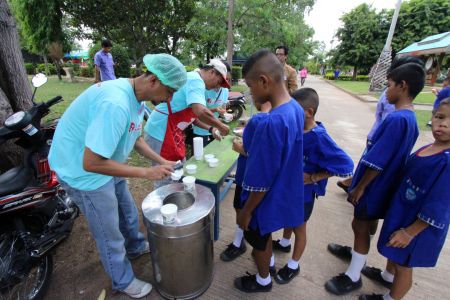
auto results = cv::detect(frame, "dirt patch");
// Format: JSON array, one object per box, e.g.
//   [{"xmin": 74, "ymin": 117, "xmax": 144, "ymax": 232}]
[{"xmin": 45, "ymin": 178, "xmax": 163, "ymax": 300}]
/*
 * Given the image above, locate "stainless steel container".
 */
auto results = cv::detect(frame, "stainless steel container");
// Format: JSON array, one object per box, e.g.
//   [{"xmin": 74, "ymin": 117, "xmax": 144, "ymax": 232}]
[{"xmin": 142, "ymin": 183, "xmax": 215, "ymax": 299}]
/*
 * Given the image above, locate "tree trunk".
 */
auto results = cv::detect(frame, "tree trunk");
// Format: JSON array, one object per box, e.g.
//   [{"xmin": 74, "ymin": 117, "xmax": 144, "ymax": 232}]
[
  {"xmin": 54, "ymin": 59, "xmax": 62, "ymax": 81},
  {"xmin": 0, "ymin": 0, "xmax": 33, "ymax": 172},
  {"xmin": 42, "ymin": 54, "xmax": 50, "ymax": 76},
  {"xmin": 352, "ymin": 66, "xmax": 358, "ymax": 81},
  {"xmin": 226, "ymin": 0, "xmax": 234, "ymax": 67}
]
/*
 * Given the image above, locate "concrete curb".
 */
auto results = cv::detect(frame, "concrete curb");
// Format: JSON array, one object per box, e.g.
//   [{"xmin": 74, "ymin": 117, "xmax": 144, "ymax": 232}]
[{"xmin": 319, "ymin": 77, "xmax": 433, "ymax": 111}]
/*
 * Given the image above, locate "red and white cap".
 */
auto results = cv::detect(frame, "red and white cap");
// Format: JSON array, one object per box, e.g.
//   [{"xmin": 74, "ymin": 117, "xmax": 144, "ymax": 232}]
[{"xmin": 207, "ymin": 59, "xmax": 231, "ymax": 88}]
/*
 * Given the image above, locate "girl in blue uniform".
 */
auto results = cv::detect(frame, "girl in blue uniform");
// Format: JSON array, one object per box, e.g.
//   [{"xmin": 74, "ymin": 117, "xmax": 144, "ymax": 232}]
[
  {"xmin": 220, "ymin": 103, "xmax": 269, "ymax": 262},
  {"xmin": 359, "ymin": 98, "xmax": 450, "ymax": 300},
  {"xmin": 233, "ymin": 49, "xmax": 304, "ymax": 293},
  {"xmin": 272, "ymin": 88, "xmax": 354, "ymax": 284},
  {"xmin": 325, "ymin": 62, "xmax": 426, "ymax": 296}
]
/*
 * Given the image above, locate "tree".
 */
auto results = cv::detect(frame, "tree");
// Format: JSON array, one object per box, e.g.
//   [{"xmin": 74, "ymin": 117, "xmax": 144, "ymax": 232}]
[
  {"xmin": 331, "ymin": 4, "xmax": 389, "ymax": 79},
  {"xmin": 181, "ymin": 0, "xmax": 315, "ymax": 66},
  {"xmin": 63, "ymin": 0, "xmax": 196, "ymax": 68},
  {"xmin": 10, "ymin": 0, "xmax": 70, "ymax": 80},
  {"xmin": 0, "ymin": 0, "xmax": 33, "ymax": 172}
]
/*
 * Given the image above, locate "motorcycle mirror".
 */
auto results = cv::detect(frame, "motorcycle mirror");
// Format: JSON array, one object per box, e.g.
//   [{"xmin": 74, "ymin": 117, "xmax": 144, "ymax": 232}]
[{"xmin": 31, "ymin": 73, "xmax": 48, "ymax": 88}]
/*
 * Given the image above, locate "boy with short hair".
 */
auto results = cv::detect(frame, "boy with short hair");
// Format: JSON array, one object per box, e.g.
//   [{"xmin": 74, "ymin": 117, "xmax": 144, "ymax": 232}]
[
  {"xmin": 233, "ymin": 49, "xmax": 304, "ymax": 293},
  {"xmin": 325, "ymin": 62, "xmax": 425, "ymax": 296},
  {"xmin": 272, "ymin": 88, "xmax": 354, "ymax": 284}
]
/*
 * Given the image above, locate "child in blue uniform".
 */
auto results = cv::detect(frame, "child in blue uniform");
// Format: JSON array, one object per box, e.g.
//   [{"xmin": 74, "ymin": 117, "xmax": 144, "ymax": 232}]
[
  {"xmin": 359, "ymin": 99, "xmax": 450, "ymax": 300},
  {"xmin": 220, "ymin": 104, "xmax": 269, "ymax": 262},
  {"xmin": 272, "ymin": 88, "xmax": 354, "ymax": 284},
  {"xmin": 325, "ymin": 62, "xmax": 426, "ymax": 296},
  {"xmin": 233, "ymin": 49, "xmax": 304, "ymax": 293}
]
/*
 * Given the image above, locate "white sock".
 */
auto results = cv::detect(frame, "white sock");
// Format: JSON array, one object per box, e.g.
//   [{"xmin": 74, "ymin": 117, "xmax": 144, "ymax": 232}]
[
  {"xmin": 381, "ymin": 269, "xmax": 394, "ymax": 283},
  {"xmin": 383, "ymin": 293, "xmax": 394, "ymax": 300},
  {"xmin": 270, "ymin": 254, "xmax": 275, "ymax": 267},
  {"xmin": 232, "ymin": 227, "xmax": 244, "ymax": 247},
  {"xmin": 287, "ymin": 258, "xmax": 299, "ymax": 270},
  {"xmin": 370, "ymin": 234, "xmax": 375, "ymax": 241},
  {"xmin": 279, "ymin": 238, "xmax": 291, "ymax": 247},
  {"xmin": 345, "ymin": 250, "xmax": 367, "ymax": 282},
  {"xmin": 256, "ymin": 273, "xmax": 271, "ymax": 286}
]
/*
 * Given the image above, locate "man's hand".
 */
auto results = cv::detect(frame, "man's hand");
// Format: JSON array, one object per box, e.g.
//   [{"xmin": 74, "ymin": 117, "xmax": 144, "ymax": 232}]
[
  {"xmin": 212, "ymin": 128, "xmax": 223, "ymax": 141},
  {"xmin": 216, "ymin": 106, "xmax": 226, "ymax": 116},
  {"xmin": 387, "ymin": 229, "xmax": 413, "ymax": 248},
  {"xmin": 144, "ymin": 165, "xmax": 173, "ymax": 180},
  {"xmin": 237, "ymin": 209, "xmax": 252, "ymax": 231},
  {"xmin": 347, "ymin": 186, "xmax": 365, "ymax": 205},
  {"xmin": 218, "ymin": 124, "xmax": 230, "ymax": 136}
]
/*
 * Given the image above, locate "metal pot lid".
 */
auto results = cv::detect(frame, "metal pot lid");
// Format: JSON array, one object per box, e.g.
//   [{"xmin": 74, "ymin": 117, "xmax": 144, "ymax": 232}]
[{"xmin": 142, "ymin": 183, "xmax": 215, "ymax": 227}]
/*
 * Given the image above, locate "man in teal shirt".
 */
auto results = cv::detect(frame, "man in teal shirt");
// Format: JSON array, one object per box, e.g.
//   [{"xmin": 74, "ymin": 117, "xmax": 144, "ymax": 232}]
[
  {"xmin": 144, "ymin": 59, "xmax": 231, "ymax": 187},
  {"xmin": 49, "ymin": 54, "xmax": 186, "ymax": 298}
]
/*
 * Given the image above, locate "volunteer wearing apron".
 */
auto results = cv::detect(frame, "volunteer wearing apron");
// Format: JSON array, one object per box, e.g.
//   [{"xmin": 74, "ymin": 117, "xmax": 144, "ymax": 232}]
[
  {"xmin": 144, "ymin": 59, "xmax": 231, "ymax": 187},
  {"xmin": 49, "ymin": 54, "xmax": 186, "ymax": 298}
]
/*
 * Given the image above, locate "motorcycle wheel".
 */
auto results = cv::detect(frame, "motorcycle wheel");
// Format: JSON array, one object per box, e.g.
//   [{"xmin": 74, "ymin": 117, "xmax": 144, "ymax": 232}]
[
  {"xmin": 227, "ymin": 105, "xmax": 243, "ymax": 121},
  {"xmin": 0, "ymin": 233, "xmax": 53, "ymax": 300}
]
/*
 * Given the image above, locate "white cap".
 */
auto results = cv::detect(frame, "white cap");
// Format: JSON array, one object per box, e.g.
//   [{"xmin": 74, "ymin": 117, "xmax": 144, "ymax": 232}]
[{"xmin": 207, "ymin": 59, "xmax": 231, "ymax": 88}]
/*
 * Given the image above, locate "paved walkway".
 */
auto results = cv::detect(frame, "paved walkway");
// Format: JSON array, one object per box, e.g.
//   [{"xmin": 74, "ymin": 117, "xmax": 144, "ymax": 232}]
[{"xmin": 44, "ymin": 76, "xmax": 447, "ymax": 300}]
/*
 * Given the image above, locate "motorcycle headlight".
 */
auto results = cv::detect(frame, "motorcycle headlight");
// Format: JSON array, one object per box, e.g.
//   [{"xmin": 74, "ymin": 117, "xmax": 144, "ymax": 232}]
[{"xmin": 4, "ymin": 111, "xmax": 25, "ymax": 127}]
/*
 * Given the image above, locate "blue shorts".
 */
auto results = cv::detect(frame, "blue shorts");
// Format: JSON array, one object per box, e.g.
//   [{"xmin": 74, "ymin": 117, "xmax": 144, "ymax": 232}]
[{"xmin": 304, "ymin": 199, "xmax": 315, "ymax": 222}]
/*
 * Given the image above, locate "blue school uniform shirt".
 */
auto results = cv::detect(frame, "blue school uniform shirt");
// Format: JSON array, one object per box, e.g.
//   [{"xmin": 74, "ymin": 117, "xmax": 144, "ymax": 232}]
[
  {"xmin": 303, "ymin": 122, "xmax": 354, "ymax": 203},
  {"xmin": 433, "ymin": 86, "xmax": 450, "ymax": 109},
  {"xmin": 378, "ymin": 147, "xmax": 450, "ymax": 267},
  {"xmin": 235, "ymin": 113, "xmax": 268, "ymax": 186},
  {"xmin": 49, "ymin": 79, "xmax": 145, "ymax": 191},
  {"xmin": 242, "ymin": 99, "xmax": 304, "ymax": 235},
  {"xmin": 193, "ymin": 88, "xmax": 229, "ymax": 136},
  {"xmin": 351, "ymin": 109, "xmax": 419, "ymax": 219},
  {"xmin": 144, "ymin": 71, "xmax": 206, "ymax": 142}
]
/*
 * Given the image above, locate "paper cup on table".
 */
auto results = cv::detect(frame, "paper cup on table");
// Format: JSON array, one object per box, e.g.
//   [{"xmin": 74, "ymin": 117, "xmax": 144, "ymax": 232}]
[
  {"xmin": 161, "ymin": 204, "xmax": 178, "ymax": 223},
  {"xmin": 204, "ymin": 154, "xmax": 215, "ymax": 163},
  {"xmin": 193, "ymin": 137, "xmax": 204, "ymax": 160},
  {"xmin": 185, "ymin": 164, "xmax": 197, "ymax": 174},
  {"xmin": 208, "ymin": 158, "xmax": 219, "ymax": 168},
  {"xmin": 182, "ymin": 176, "xmax": 196, "ymax": 191}
]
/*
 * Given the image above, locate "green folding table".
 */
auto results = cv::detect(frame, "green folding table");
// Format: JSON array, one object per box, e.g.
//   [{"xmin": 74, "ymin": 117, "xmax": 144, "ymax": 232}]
[{"xmin": 183, "ymin": 135, "xmax": 238, "ymax": 240}]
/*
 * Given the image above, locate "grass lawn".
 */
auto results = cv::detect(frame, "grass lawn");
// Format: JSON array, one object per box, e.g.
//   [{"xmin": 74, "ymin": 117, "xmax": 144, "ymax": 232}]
[
  {"xmin": 33, "ymin": 76, "xmax": 93, "ymax": 121},
  {"xmin": 331, "ymin": 80, "xmax": 435, "ymax": 105},
  {"xmin": 415, "ymin": 110, "xmax": 432, "ymax": 131}
]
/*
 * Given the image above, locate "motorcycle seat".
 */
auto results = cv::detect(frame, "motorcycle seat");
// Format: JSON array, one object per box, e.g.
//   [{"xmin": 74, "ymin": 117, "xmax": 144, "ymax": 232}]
[
  {"xmin": 228, "ymin": 95, "xmax": 244, "ymax": 101},
  {"xmin": 0, "ymin": 166, "xmax": 32, "ymax": 197}
]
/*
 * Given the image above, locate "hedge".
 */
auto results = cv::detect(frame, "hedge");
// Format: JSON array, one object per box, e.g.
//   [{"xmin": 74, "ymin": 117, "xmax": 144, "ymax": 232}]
[
  {"xmin": 231, "ymin": 66, "xmax": 242, "ymax": 83},
  {"xmin": 324, "ymin": 74, "xmax": 369, "ymax": 82}
]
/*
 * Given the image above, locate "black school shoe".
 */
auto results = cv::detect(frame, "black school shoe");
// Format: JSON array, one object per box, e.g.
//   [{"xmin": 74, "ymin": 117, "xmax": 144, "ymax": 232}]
[
  {"xmin": 220, "ymin": 242, "xmax": 247, "ymax": 262},
  {"xmin": 327, "ymin": 243, "xmax": 352, "ymax": 261},
  {"xmin": 274, "ymin": 264, "xmax": 300, "ymax": 284},
  {"xmin": 269, "ymin": 266, "xmax": 276, "ymax": 277},
  {"xmin": 272, "ymin": 240, "xmax": 291, "ymax": 253},
  {"xmin": 234, "ymin": 272, "xmax": 272, "ymax": 293},
  {"xmin": 361, "ymin": 266, "xmax": 393, "ymax": 288},
  {"xmin": 359, "ymin": 294, "xmax": 384, "ymax": 300},
  {"xmin": 325, "ymin": 273, "xmax": 362, "ymax": 295}
]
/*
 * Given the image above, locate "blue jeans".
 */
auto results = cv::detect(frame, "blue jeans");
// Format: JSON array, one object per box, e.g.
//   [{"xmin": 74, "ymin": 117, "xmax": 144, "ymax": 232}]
[{"xmin": 59, "ymin": 177, "xmax": 146, "ymax": 290}]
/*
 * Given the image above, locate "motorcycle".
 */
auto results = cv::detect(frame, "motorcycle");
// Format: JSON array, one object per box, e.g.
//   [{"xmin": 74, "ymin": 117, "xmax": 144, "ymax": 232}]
[
  {"xmin": 226, "ymin": 91, "xmax": 247, "ymax": 121},
  {"xmin": 0, "ymin": 74, "xmax": 78, "ymax": 300}
]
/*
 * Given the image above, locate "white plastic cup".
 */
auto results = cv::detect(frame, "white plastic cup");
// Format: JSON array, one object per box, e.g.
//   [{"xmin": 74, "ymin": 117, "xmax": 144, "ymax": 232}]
[
  {"xmin": 223, "ymin": 113, "xmax": 233, "ymax": 123},
  {"xmin": 160, "ymin": 204, "xmax": 178, "ymax": 223},
  {"xmin": 204, "ymin": 154, "xmax": 215, "ymax": 163},
  {"xmin": 171, "ymin": 169, "xmax": 183, "ymax": 181},
  {"xmin": 193, "ymin": 137, "xmax": 203, "ymax": 160},
  {"xmin": 185, "ymin": 164, "xmax": 197, "ymax": 175},
  {"xmin": 182, "ymin": 176, "xmax": 196, "ymax": 191},
  {"xmin": 208, "ymin": 158, "xmax": 219, "ymax": 168}
]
